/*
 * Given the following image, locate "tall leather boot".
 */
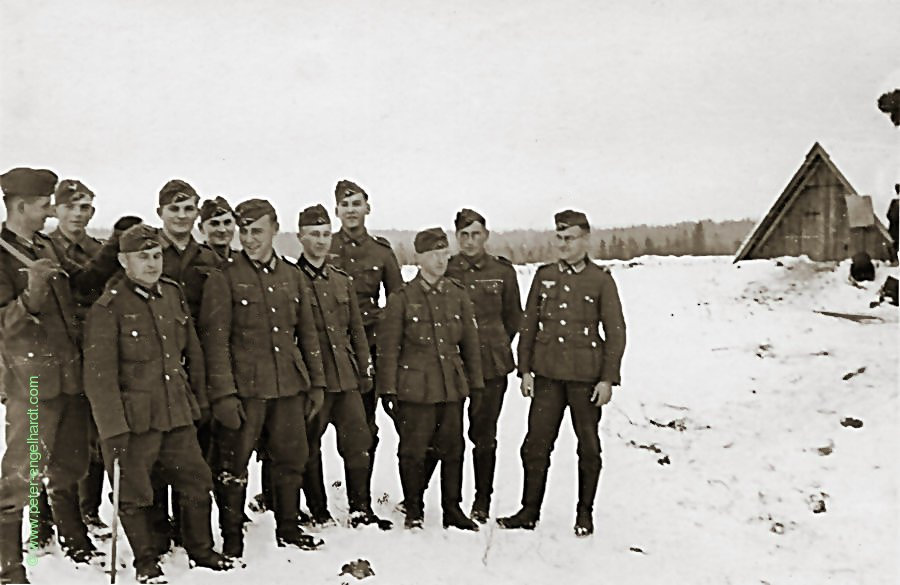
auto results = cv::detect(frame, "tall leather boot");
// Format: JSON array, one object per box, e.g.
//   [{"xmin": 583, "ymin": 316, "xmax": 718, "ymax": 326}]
[
  {"xmin": 575, "ymin": 464, "xmax": 601, "ymax": 537},
  {"xmin": 397, "ymin": 451, "xmax": 437, "ymax": 514},
  {"xmin": 47, "ymin": 485, "xmax": 98, "ymax": 563},
  {"xmin": 398, "ymin": 456, "xmax": 424, "ymax": 529},
  {"xmin": 33, "ymin": 487, "xmax": 53, "ymax": 548},
  {"xmin": 301, "ymin": 454, "xmax": 333, "ymax": 525},
  {"xmin": 345, "ymin": 467, "xmax": 392, "ymax": 530},
  {"xmin": 148, "ymin": 481, "xmax": 173, "ymax": 556},
  {"xmin": 470, "ymin": 448, "xmax": 497, "ymax": 523},
  {"xmin": 273, "ymin": 482, "xmax": 323, "ymax": 550},
  {"xmin": 497, "ymin": 465, "xmax": 548, "ymax": 530},
  {"xmin": 180, "ymin": 496, "xmax": 231, "ymax": 570},
  {"xmin": 215, "ymin": 480, "xmax": 246, "ymax": 559},
  {"xmin": 78, "ymin": 457, "xmax": 106, "ymax": 529},
  {"xmin": 260, "ymin": 458, "xmax": 274, "ymax": 512},
  {"xmin": 440, "ymin": 458, "xmax": 477, "ymax": 531},
  {"xmin": 0, "ymin": 517, "xmax": 27, "ymax": 584},
  {"xmin": 119, "ymin": 507, "xmax": 164, "ymax": 583}
]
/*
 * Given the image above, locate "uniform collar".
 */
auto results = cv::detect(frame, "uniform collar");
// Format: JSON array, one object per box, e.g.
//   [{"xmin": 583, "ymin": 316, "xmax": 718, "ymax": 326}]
[
  {"xmin": 209, "ymin": 243, "xmax": 234, "ymax": 260},
  {"xmin": 558, "ymin": 256, "xmax": 589, "ymax": 274},
  {"xmin": 127, "ymin": 277, "xmax": 162, "ymax": 300},
  {"xmin": 1, "ymin": 223, "xmax": 36, "ymax": 252},
  {"xmin": 416, "ymin": 272, "xmax": 446, "ymax": 294},
  {"xmin": 242, "ymin": 249, "xmax": 278, "ymax": 271},
  {"xmin": 298, "ymin": 255, "xmax": 328, "ymax": 280},
  {"xmin": 49, "ymin": 227, "xmax": 88, "ymax": 252},
  {"xmin": 159, "ymin": 230, "xmax": 197, "ymax": 254},
  {"xmin": 458, "ymin": 252, "xmax": 488, "ymax": 271},
  {"xmin": 337, "ymin": 227, "xmax": 370, "ymax": 246}
]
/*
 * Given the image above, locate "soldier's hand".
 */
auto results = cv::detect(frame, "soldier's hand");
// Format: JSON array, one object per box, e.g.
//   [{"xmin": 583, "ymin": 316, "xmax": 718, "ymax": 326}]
[
  {"xmin": 520, "ymin": 373, "xmax": 535, "ymax": 398},
  {"xmin": 105, "ymin": 433, "xmax": 129, "ymax": 458},
  {"xmin": 212, "ymin": 396, "xmax": 246, "ymax": 430},
  {"xmin": 469, "ymin": 390, "xmax": 484, "ymax": 415},
  {"xmin": 306, "ymin": 389, "xmax": 325, "ymax": 421},
  {"xmin": 359, "ymin": 377, "xmax": 374, "ymax": 394},
  {"xmin": 21, "ymin": 258, "xmax": 64, "ymax": 311},
  {"xmin": 381, "ymin": 395, "xmax": 399, "ymax": 420},
  {"xmin": 590, "ymin": 381, "xmax": 613, "ymax": 407}
]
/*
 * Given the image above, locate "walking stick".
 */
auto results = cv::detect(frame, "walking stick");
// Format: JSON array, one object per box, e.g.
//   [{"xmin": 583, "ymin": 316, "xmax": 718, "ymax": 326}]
[{"xmin": 110, "ymin": 457, "xmax": 121, "ymax": 585}]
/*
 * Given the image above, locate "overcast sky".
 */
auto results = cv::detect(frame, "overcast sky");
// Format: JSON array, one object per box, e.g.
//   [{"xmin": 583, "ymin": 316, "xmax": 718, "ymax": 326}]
[{"xmin": 2, "ymin": 0, "xmax": 899, "ymax": 231}]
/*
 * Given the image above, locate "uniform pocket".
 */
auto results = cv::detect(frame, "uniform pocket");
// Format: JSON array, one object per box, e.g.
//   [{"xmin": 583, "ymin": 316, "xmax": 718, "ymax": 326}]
[
  {"xmin": 120, "ymin": 328, "xmax": 154, "ymax": 362},
  {"xmin": 404, "ymin": 304, "xmax": 433, "ymax": 345},
  {"xmin": 397, "ymin": 365, "xmax": 426, "ymax": 402}
]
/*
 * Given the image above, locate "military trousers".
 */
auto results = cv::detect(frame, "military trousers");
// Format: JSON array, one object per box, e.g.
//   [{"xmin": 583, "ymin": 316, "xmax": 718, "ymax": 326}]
[
  {"xmin": 1, "ymin": 393, "xmax": 90, "ymax": 521},
  {"xmin": 519, "ymin": 376, "xmax": 603, "ymax": 512}
]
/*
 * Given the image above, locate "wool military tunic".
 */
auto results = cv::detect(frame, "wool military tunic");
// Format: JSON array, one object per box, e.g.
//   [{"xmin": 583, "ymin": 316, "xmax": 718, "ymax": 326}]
[
  {"xmin": 329, "ymin": 229, "xmax": 403, "ymax": 329},
  {"xmin": 159, "ymin": 232, "xmax": 222, "ymax": 320},
  {"xmin": 199, "ymin": 251, "xmax": 326, "ymax": 402},
  {"xmin": 296, "ymin": 256, "xmax": 372, "ymax": 392},
  {"xmin": 83, "ymin": 275, "xmax": 206, "ymax": 440},
  {"xmin": 445, "ymin": 252, "xmax": 522, "ymax": 380},
  {"xmin": 517, "ymin": 259, "xmax": 626, "ymax": 385},
  {"xmin": 377, "ymin": 274, "xmax": 485, "ymax": 404},
  {"xmin": 47, "ymin": 228, "xmax": 103, "ymax": 321}
]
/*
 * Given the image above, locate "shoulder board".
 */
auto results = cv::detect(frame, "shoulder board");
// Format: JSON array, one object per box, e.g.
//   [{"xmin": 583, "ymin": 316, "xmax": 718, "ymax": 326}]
[
  {"xmin": 493, "ymin": 255, "xmax": 513, "ymax": 266},
  {"xmin": 96, "ymin": 275, "xmax": 126, "ymax": 307},
  {"xmin": 33, "ymin": 232, "xmax": 51, "ymax": 243},
  {"xmin": 372, "ymin": 235, "xmax": 393, "ymax": 249},
  {"xmin": 536, "ymin": 262, "xmax": 555, "ymax": 272},
  {"xmin": 327, "ymin": 264, "xmax": 350, "ymax": 278},
  {"xmin": 446, "ymin": 276, "xmax": 465, "ymax": 289}
]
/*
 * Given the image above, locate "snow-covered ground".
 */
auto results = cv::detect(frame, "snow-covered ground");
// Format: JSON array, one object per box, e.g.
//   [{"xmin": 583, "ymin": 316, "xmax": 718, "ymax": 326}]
[{"xmin": 6, "ymin": 256, "xmax": 898, "ymax": 584}]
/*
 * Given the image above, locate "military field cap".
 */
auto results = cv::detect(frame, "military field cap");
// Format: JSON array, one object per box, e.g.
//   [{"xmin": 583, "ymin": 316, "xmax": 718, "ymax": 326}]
[
  {"xmin": 298, "ymin": 204, "xmax": 331, "ymax": 228},
  {"xmin": 119, "ymin": 224, "xmax": 161, "ymax": 253},
  {"xmin": 235, "ymin": 198, "xmax": 277, "ymax": 227},
  {"xmin": 54, "ymin": 179, "xmax": 95, "ymax": 205},
  {"xmin": 554, "ymin": 209, "xmax": 590, "ymax": 232},
  {"xmin": 414, "ymin": 227, "xmax": 450, "ymax": 253},
  {"xmin": 158, "ymin": 179, "xmax": 199, "ymax": 206},
  {"xmin": 454, "ymin": 208, "xmax": 486, "ymax": 231},
  {"xmin": 199, "ymin": 196, "xmax": 234, "ymax": 223},
  {"xmin": 335, "ymin": 179, "xmax": 368, "ymax": 202},
  {"xmin": 1, "ymin": 167, "xmax": 57, "ymax": 199}
]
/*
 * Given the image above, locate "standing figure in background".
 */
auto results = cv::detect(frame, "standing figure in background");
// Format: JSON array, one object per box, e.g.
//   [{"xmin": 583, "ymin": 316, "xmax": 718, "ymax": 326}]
[
  {"xmin": 498, "ymin": 210, "xmax": 626, "ymax": 538},
  {"xmin": 199, "ymin": 196, "xmax": 237, "ymax": 264},
  {"xmin": 328, "ymin": 180, "xmax": 404, "ymax": 486},
  {"xmin": 377, "ymin": 228, "xmax": 484, "ymax": 531}
]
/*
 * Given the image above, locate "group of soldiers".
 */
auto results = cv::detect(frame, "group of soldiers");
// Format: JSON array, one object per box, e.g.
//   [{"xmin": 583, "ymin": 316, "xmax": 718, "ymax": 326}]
[{"xmin": 0, "ymin": 167, "xmax": 627, "ymax": 584}]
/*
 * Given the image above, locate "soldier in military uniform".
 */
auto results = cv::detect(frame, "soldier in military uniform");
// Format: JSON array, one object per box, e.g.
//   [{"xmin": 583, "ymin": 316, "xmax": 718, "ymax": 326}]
[
  {"xmin": 377, "ymin": 227, "xmax": 484, "ymax": 531},
  {"xmin": 198, "ymin": 197, "xmax": 237, "ymax": 263},
  {"xmin": 0, "ymin": 168, "xmax": 126, "ymax": 582},
  {"xmin": 48, "ymin": 179, "xmax": 108, "ymax": 534},
  {"xmin": 153, "ymin": 180, "xmax": 223, "ymax": 551},
  {"xmin": 294, "ymin": 204, "xmax": 392, "ymax": 530},
  {"xmin": 497, "ymin": 210, "xmax": 626, "ymax": 537},
  {"xmin": 443, "ymin": 208, "xmax": 522, "ymax": 523},
  {"xmin": 83, "ymin": 224, "xmax": 231, "ymax": 583},
  {"xmin": 329, "ymin": 180, "xmax": 403, "ymax": 483},
  {"xmin": 199, "ymin": 199, "xmax": 327, "ymax": 557}
]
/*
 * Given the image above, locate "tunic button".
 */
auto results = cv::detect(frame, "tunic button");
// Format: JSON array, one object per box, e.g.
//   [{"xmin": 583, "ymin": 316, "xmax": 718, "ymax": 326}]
[
  {"xmin": 591, "ymin": 341, "xmax": 598, "ymax": 348},
  {"xmin": 560, "ymin": 320, "xmax": 566, "ymax": 326},
  {"xmin": 164, "ymin": 374, "xmax": 170, "ymax": 380},
  {"xmin": 27, "ymin": 352, "xmax": 34, "ymax": 358},
  {"xmin": 560, "ymin": 303, "xmax": 567, "ymax": 309},
  {"xmin": 412, "ymin": 317, "xmax": 418, "ymax": 322},
  {"xmin": 273, "ymin": 326, "xmax": 279, "ymax": 332},
  {"xmin": 241, "ymin": 299, "xmax": 248, "ymax": 306},
  {"xmin": 563, "ymin": 285, "xmax": 570, "ymax": 292},
  {"xmin": 263, "ymin": 268, "xmax": 269, "ymax": 274},
  {"xmin": 558, "ymin": 336, "xmax": 565, "ymax": 343},
  {"xmin": 267, "ymin": 286, "xmax": 274, "ymax": 292},
  {"xmin": 271, "ymin": 307, "xmax": 276, "ymax": 313},
  {"xmin": 131, "ymin": 330, "xmax": 138, "ymax": 337},
  {"xmin": 274, "ymin": 346, "xmax": 280, "ymax": 352},
  {"xmin": 161, "ymin": 335, "xmax": 167, "ymax": 340},
  {"xmin": 165, "ymin": 353, "xmax": 170, "ymax": 358}
]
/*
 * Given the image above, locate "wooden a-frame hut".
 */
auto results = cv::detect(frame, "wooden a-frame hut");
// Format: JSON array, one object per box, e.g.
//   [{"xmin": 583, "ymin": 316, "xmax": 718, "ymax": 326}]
[{"xmin": 734, "ymin": 142, "xmax": 894, "ymax": 262}]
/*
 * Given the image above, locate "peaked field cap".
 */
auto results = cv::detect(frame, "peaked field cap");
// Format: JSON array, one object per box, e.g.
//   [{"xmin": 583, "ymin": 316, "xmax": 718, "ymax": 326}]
[
  {"xmin": 414, "ymin": 227, "xmax": 450, "ymax": 253},
  {"xmin": 54, "ymin": 179, "xmax": 95, "ymax": 204},
  {"xmin": 119, "ymin": 224, "xmax": 161, "ymax": 253},
  {"xmin": 1, "ymin": 167, "xmax": 57, "ymax": 199},
  {"xmin": 335, "ymin": 179, "xmax": 368, "ymax": 202},
  {"xmin": 159, "ymin": 179, "xmax": 199, "ymax": 206},
  {"xmin": 199, "ymin": 196, "xmax": 234, "ymax": 222},
  {"xmin": 554, "ymin": 209, "xmax": 590, "ymax": 231},
  {"xmin": 235, "ymin": 198, "xmax": 277, "ymax": 226},
  {"xmin": 298, "ymin": 204, "xmax": 331, "ymax": 228},
  {"xmin": 454, "ymin": 208, "xmax": 486, "ymax": 231}
]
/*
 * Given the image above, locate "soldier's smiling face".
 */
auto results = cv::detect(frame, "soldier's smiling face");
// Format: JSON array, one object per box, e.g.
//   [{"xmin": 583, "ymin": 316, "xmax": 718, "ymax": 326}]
[
  {"xmin": 239, "ymin": 214, "xmax": 277, "ymax": 262},
  {"xmin": 456, "ymin": 221, "xmax": 489, "ymax": 257},
  {"xmin": 119, "ymin": 246, "xmax": 164, "ymax": 287},
  {"xmin": 335, "ymin": 193, "xmax": 370, "ymax": 230},
  {"xmin": 17, "ymin": 195, "xmax": 54, "ymax": 234},
  {"xmin": 55, "ymin": 197, "xmax": 95, "ymax": 238},
  {"xmin": 298, "ymin": 224, "xmax": 333, "ymax": 262},
  {"xmin": 201, "ymin": 212, "xmax": 235, "ymax": 246},
  {"xmin": 555, "ymin": 225, "xmax": 589, "ymax": 264},
  {"xmin": 417, "ymin": 247, "xmax": 450, "ymax": 279},
  {"xmin": 157, "ymin": 197, "xmax": 200, "ymax": 237}
]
